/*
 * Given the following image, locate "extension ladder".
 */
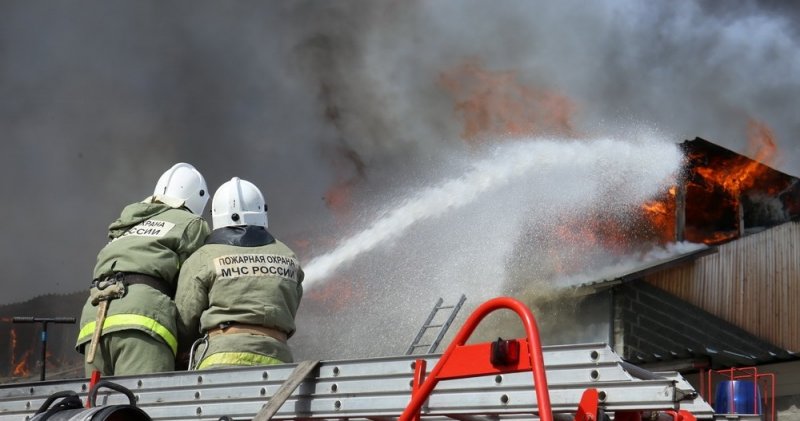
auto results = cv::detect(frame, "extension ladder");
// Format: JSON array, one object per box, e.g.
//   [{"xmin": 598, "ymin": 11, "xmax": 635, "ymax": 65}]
[
  {"xmin": 0, "ymin": 297, "xmax": 714, "ymax": 421},
  {"xmin": 406, "ymin": 294, "xmax": 466, "ymax": 355}
]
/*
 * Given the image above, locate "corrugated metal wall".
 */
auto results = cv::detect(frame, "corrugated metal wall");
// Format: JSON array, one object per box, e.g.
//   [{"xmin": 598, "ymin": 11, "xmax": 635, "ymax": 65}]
[{"xmin": 645, "ymin": 221, "xmax": 800, "ymax": 352}]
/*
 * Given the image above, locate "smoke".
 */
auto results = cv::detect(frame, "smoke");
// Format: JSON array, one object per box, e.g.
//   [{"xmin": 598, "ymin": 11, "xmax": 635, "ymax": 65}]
[
  {"xmin": 293, "ymin": 132, "xmax": 683, "ymax": 359},
  {"xmin": 549, "ymin": 241, "xmax": 709, "ymax": 292},
  {"xmin": 1, "ymin": 1, "xmax": 799, "ymax": 360}
]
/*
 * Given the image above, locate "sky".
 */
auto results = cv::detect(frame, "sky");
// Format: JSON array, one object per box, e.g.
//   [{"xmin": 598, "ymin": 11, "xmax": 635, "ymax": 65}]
[{"xmin": 1, "ymin": 1, "xmax": 799, "ymax": 359}]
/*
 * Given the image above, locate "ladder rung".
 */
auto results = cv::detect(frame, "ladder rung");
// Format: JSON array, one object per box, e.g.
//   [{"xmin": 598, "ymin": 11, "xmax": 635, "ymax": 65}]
[{"xmin": 406, "ymin": 295, "xmax": 467, "ymax": 355}]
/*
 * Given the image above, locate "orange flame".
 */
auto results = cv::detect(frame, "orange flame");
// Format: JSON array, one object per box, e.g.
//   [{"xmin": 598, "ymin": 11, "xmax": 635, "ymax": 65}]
[
  {"xmin": 304, "ymin": 276, "xmax": 365, "ymax": 311},
  {"xmin": 694, "ymin": 119, "xmax": 779, "ymax": 196},
  {"xmin": 322, "ymin": 144, "xmax": 366, "ymax": 223},
  {"xmin": 694, "ymin": 162, "xmax": 754, "ymax": 196},
  {"xmin": 12, "ymin": 349, "xmax": 31, "ymax": 377},
  {"xmin": 639, "ymin": 119, "xmax": 784, "ymax": 246},
  {"xmin": 9, "ymin": 328, "xmax": 17, "ymax": 374},
  {"xmin": 544, "ymin": 204, "xmax": 667, "ymax": 276},
  {"xmin": 324, "ymin": 180, "xmax": 355, "ymax": 219},
  {"xmin": 439, "ymin": 59, "xmax": 577, "ymax": 144},
  {"xmin": 747, "ymin": 118, "xmax": 777, "ymax": 165},
  {"xmin": 641, "ymin": 186, "xmax": 678, "ymax": 243}
]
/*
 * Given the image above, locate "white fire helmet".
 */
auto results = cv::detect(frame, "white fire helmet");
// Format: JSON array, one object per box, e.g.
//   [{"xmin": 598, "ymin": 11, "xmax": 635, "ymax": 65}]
[
  {"xmin": 153, "ymin": 163, "xmax": 209, "ymax": 215},
  {"xmin": 212, "ymin": 177, "xmax": 268, "ymax": 230}
]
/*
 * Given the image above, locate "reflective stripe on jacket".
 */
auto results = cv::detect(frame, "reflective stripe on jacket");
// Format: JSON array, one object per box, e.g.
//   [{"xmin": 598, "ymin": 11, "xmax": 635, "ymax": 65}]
[
  {"xmin": 76, "ymin": 313, "xmax": 178, "ymax": 355},
  {"xmin": 76, "ymin": 198, "xmax": 210, "ymax": 354}
]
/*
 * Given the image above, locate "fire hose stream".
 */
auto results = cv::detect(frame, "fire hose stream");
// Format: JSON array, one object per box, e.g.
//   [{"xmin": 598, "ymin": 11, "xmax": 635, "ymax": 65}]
[{"xmin": 303, "ymin": 136, "xmax": 682, "ymax": 288}]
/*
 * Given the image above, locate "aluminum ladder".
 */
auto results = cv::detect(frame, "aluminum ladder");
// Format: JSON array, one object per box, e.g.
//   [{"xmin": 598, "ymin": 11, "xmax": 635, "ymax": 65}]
[
  {"xmin": 0, "ymin": 296, "xmax": 715, "ymax": 421},
  {"xmin": 0, "ymin": 343, "xmax": 713, "ymax": 421},
  {"xmin": 405, "ymin": 294, "xmax": 466, "ymax": 355}
]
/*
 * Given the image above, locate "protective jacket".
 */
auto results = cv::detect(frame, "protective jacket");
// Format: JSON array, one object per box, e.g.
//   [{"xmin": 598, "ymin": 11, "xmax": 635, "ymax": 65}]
[
  {"xmin": 76, "ymin": 197, "xmax": 211, "ymax": 357},
  {"xmin": 175, "ymin": 226, "xmax": 303, "ymax": 368}
]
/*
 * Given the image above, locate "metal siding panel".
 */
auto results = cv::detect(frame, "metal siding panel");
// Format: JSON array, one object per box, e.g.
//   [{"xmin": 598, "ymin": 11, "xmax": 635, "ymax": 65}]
[{"xmin": 646, "ymin": 222, "xmax": 800, "ymax": 352}]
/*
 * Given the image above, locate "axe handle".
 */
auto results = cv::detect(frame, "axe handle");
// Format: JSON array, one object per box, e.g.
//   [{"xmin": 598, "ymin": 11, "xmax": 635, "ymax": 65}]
[{"xmin": 86, "ymin": 300, "xmax": 109, "ymax": 364}]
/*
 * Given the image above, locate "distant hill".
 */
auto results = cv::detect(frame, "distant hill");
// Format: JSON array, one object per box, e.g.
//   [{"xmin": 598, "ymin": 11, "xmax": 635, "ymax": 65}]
[{"xmin": 0, "ymin": 291, "xmax": 86, "ymax": 383}]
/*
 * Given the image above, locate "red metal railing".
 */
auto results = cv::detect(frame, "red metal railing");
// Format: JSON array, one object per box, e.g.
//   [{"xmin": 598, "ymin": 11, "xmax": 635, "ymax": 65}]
[
  {"xmin": 400, "ymin": 296, "xmax": 554, "ymax": 421},
  {"xmin": 703, "ymin": 366, "xmax": 775, "ymax": 421}
]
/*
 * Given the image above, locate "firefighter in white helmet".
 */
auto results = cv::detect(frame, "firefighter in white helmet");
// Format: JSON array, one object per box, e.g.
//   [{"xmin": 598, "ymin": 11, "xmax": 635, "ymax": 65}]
[
  {"xmin": 75, "ymin": 163, "xmax": 211, "ymax": 376},
  {"xmin": 175, "ymin": 177, "xmax": 304, "ymax": 370}
]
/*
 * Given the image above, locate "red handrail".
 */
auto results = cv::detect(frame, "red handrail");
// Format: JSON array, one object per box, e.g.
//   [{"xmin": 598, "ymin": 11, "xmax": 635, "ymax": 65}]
[{"xmin": 399, "ymin": 296, "xmax": 553, "ymax": 421}]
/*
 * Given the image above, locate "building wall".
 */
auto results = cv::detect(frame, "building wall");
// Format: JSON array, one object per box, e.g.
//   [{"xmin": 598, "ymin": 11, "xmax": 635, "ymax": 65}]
[
  {"xmin": 612, "ymin": 282, "xmax": 780, "ymax": 365},
  {"xmin": 645, "ymin": 221, "xmax": 800, "ymax": 352}
]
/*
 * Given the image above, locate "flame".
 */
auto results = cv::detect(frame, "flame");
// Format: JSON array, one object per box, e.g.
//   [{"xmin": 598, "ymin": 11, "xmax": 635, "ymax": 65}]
[
  {"xmin": 694, "ymin": 161, "xmax": 755, "ymax": 196},
  {"xmin": 322, "ymin": 144, "xmax": 366, "ymax": 223},
  {"xmin": 694, "ymin": 230, "xmax": 739, "ymax": 245},
  {"xmin": 693, "ymin": 119, "xmax": 779, "ymax": 197},
  {"xmin": 9, "ymin": 328, "xmax": 34, "ymax": 378},
  {"xmin": 537, "ymin": 204, "xmax": 669, "ymax": 278},
  {"xmin": 641, "ymin": 186, "xmax": 678, "ymax": 244},
  {"xmin": 324, "ymin": 179, "xmax": 355, "ymax": 218},
  {"xmin": 637, "ymin": 119, "xmax": 785, "ymax": 246},
  {"xmin": 12, "ymin": 349, "xmax": 31, "ymax": 377},
  {"xmin": 304, "ymin": 276, "xmax": 365, "ymax": 311},
  {"xmin": 9, "ymin": 328, "xmax": 17, "ymax": 375},
  {"xmin": 439, "ymin": 58, "xmax": 577, "ymax": 144},
  {"xmin": 747, "ymin": 118, "xmax": 777, "ymax": 166},
  {"xmin": 291, "ymin": 238, "xmax": 312, "ymax": 257}
]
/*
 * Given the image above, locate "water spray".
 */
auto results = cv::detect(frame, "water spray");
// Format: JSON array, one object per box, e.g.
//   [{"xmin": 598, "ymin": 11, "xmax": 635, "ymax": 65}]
[{"xmin": 303, "ymin": 136, "xmax": 682, "ymax": 288}]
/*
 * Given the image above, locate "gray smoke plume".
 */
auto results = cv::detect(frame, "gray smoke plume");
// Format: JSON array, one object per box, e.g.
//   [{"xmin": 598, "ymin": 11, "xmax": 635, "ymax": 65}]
[{"xmin": 2, "ymin": 0, "xmax": 799, "ymax": 362}]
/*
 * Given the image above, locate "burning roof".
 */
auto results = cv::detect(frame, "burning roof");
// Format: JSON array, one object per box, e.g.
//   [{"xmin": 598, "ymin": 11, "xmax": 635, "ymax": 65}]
[
  {"xmin": 677, "ymin": 137, "xmax": 800, "ymax": 245},
  {"xmin": 563, "ymin": 137, "xmax": 800, "ymax": 369},
  {"xmin": 571, "ymin": 136, "xmax": 800, "ymax": 288}
]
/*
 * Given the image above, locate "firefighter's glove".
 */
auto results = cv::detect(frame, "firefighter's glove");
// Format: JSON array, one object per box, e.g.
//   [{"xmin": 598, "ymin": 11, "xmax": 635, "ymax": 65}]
[{"xmin": 89, "ymin": 278, "xmax": 127, "ymax": 306}]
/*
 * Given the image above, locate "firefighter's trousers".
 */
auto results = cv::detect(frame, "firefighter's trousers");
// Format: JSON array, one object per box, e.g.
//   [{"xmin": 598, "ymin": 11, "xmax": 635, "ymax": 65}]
[{"xmin": 84, "ymin": 330, "xmax": 174, "ymax": 377}]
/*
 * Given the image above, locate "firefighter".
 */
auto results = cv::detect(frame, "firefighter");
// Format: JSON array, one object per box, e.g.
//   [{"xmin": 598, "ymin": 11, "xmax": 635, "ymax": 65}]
[
  {"xmin": 75, "ymin": 162, "xmax": 211, "ymax": 376},
  {"xmin": 175, "ymin": 177, "xmax": 304, "ymax": 370}
]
